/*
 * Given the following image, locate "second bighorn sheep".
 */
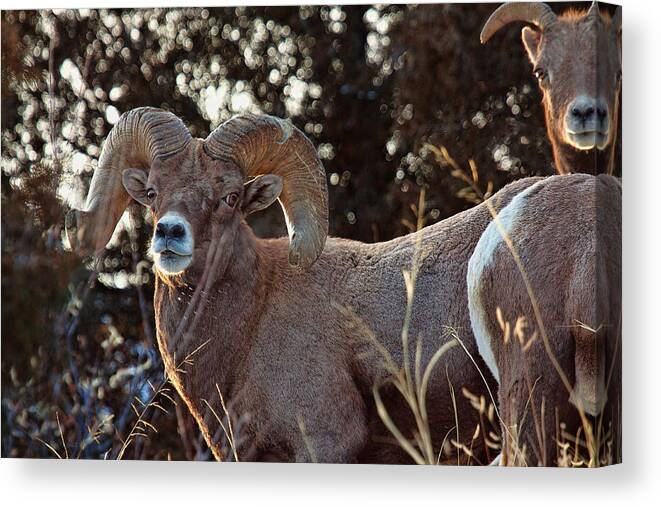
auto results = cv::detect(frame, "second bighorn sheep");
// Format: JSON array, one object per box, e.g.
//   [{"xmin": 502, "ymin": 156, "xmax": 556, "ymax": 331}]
[
  {"xmin": 482, "ymin": 2, "xmax": 622, "ymax": 175},
  {"xmin": 68, "ymin": 106, "xmax": 545, "ymax": 463},
  {"xmin": 467, "ymin": 174, "xmax": 622, "ymax": 465}
]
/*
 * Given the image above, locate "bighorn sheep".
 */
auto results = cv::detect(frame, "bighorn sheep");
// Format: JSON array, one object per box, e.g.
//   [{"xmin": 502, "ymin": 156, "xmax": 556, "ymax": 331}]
[
  {"xmin": 482, "ymin": 2, "xmax": 622, "ymax": 175},
  {"xmin": 67, "ymin": 106, "xmax": 546, "ymax": 463},
  {"xmin": 467, "ymin": 174, "xmax": 621, "ymax": 466}
]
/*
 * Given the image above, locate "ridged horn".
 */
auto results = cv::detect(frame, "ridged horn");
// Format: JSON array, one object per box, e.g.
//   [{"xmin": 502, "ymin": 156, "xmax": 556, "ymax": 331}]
[
  {"xmin": 204, "ymin": 115, "xmax": 328, "ymax": 270},
  {"xmin": 67, "ymin": 107, "xmax": 192, "ymax": 255},
  {"xmin": 481, "ymin": 2, "xmax": 557, "ymax": 44}
]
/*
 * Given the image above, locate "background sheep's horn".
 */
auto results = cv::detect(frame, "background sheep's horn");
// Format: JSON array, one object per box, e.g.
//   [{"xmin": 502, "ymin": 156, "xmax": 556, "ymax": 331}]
[
  {"xmin": 204, "ymin": 115, "xmax": 328, "ymax": 270},
  {"xmin": 68, "ymin": 107, "xmax": 191, "ymax": 256},
  {"xmin": 480, "ymin": 2, "xmax": 557, "ymax": 44}
]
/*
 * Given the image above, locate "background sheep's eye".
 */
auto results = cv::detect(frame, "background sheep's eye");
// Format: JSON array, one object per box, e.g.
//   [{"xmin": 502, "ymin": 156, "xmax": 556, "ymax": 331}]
[
  {"xmin": 223, "ymin": 192, "xmax": 239, "ymax": 208},
  {"xmin": 146, "ymin": 188, "xmax": 157, "ymax": 200},
  {"xmin": 534, "ymin": 68, "xmax": 546, "ymax": 82}
]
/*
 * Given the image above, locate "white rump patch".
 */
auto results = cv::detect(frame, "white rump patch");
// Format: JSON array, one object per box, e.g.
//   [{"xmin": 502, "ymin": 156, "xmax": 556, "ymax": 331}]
[{"xmin": 467, "ymin": 181, "xmax": 546, "ymax": 384}]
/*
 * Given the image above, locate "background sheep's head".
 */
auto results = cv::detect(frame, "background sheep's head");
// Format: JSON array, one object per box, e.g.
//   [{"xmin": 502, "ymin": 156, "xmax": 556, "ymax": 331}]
[
  {"xmin": 66, "ymin": 107, "xmax": 328, "ymax": 276},
  {"xmin": 482, "ymin": 2, "xmax": 622, "ymax": 172}
]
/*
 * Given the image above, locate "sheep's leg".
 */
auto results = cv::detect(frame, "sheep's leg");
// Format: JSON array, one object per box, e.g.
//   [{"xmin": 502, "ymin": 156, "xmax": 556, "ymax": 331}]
[
  {"xmin": 500, "ymin": 363, "xmax": 582, "ymax": 467},
  {"xmin": 293, "ymin": 423, "xmax": 368, "ymax": 464},
  {"xmin": 499, "ymin": 371, "xmax": 546, "ymax": 467},
  {"xmin": 291, "ymin": 382, "xmax": 368, "ymax": 464},
  {"xmin": 293, "ymin": 428, "xmax": 368, "ymax": 464}
]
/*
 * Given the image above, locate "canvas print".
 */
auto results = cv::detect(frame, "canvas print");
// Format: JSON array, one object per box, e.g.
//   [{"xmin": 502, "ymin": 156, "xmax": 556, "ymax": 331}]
[{"xmin": 1, "ymin": 2, "xmax": 622, "ymax": 466}]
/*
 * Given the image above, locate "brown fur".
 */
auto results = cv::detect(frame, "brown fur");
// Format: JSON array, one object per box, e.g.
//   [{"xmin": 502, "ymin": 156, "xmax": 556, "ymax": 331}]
[
  {"xmin": 484, "ymin": 3, "xmax": 622, "ymax": 175},
  {"xmin": 467, "ymin": 174, "xmax": 621, "ymax": 466},
  {"xmin": 522, "ymin": 5, "xmax": 622, "ymax": 174},
  {"xmin": 125, "ymin": 142, "xmax": 543, "ymax": 463}
]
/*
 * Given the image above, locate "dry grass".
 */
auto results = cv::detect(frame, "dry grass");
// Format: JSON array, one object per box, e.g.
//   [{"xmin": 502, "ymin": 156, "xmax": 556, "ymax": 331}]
[
  {"xmin": 344, "ymin": 188, "xmax": 495, "ymax": 465},
  {"xmin": 426, "ymin": 145, "xmax": 621, "ymax": 467},
  {"xmin": 35, "ymin": 223, "xmax": 242, "ymax": 462},
  {"xmin": 30, "ymin": 128, "xmax": 617, "ymax": 465},
  {"xmin": 114, "ymin": 340, "xmax": 210, "ymax": 461},
  {"xmin": 32, "ymin": 152, "xmax": 619, "ymax": 465},
  {"xmin": 369, "ymin": 190, "xmax": 459, "ymax": 465},
  {"xmin": 202, "ymin": 384, "xmax": 239, "ymax": 462}
]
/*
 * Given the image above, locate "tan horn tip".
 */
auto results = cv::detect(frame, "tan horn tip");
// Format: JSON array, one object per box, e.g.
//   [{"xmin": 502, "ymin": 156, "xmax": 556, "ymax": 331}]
[
  {"xmin": 65, "ymin": 209, "xmax": 97, "ymax": 257},
  {"xmin": 275, "ymin": 117, "xmax": 294, "ymax": 145},
  {"xmin": 64, "ymin": 209, "xmax": 80, "ymax": 250},
  {"xmin": 288, "ymin": 231, "xmax": 323, "ymax": 271},
  {"xmin": 288, "ymin": 248, "xmax": 301, "ymax": 268}
]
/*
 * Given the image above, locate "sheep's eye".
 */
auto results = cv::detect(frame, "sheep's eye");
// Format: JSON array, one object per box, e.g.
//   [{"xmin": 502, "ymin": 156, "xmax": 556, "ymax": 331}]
[
  {"xmin": 146, "ymin": 188, "xmax": 157, "ymax": 200},
  {"xmin": 534, "ymin": 68, "xmax": 546, "ymax": 82},
  {"xmin": 223, "ymin": 192, "xmax": 239, "ymax": 208}
]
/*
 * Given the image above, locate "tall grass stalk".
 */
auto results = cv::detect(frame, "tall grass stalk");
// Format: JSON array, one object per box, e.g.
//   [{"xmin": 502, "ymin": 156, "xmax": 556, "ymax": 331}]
[
  {"xmin": 428, "ymin": 145, "xmax": 618, "ymax": 466},
  {"xmin": 367, "ymin": 189, "xmax": 462, "ymax": 464}
]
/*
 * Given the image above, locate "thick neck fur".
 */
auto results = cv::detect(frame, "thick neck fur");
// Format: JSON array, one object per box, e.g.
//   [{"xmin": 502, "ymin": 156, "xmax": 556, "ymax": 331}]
[
  {"xmin": 544, "ymin": 102, "xmax": 618, "ymax": 175},
  {"xmin": 153, "ymin": 221, "xmax": 281, "ymax": 395}
]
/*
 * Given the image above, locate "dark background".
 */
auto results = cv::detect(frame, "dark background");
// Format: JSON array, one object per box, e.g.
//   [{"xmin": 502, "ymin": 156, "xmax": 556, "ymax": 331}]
[{"xmin": 1, "ymin": 3, "xmax": 601, "ymax": 459}]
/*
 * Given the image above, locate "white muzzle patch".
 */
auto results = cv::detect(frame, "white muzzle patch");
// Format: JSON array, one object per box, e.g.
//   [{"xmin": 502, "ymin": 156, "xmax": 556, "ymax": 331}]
[{"xmin": 151, "ymin": 212, "xmax": 194, "ymax": 274}]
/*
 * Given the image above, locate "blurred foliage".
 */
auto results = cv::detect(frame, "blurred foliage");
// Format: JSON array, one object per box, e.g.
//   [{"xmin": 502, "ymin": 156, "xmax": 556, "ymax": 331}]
[{"xmin": 2, "ymin": 4, "xmax": 581, "ymax": 459}]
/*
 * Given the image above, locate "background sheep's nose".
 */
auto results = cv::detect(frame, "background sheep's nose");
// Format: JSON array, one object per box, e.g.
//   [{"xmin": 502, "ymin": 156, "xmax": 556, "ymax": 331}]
[
  {"xmin": 569, "ymin": 97, "xmax": 608, "ymax": 125},
  {"xmin": 156, "ymin": 221, "xmax": 185, "ymax": 239}
]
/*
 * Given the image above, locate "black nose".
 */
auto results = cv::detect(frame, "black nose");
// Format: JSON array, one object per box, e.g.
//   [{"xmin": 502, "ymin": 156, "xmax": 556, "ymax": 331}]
[
  {"xmin": 156, "ymin": 222, "xmax": 185, "ymax": 239},
  {"xmin": 570, "ymin": 98, "xmax": 608, "ymax": 123}
]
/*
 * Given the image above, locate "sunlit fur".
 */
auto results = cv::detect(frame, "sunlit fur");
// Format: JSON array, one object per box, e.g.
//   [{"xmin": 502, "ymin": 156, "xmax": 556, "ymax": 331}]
[
  {"xmin": 131, "ymin": 160, "xmax": 542, "ymax": 463},
  {"xmin": 467, "ymin": 174, "xmax": 621, "ymax": 466},
  {"xmin": 61, "ymin": 108, "xmax": 551, "ymax": 463},
  {"xmin": 522, "ymin": 5, "xmax": 621, "ymax": 174},
  {"xmin": 484, "ymin": 3, "xmax": 622, "ymax": 175}
]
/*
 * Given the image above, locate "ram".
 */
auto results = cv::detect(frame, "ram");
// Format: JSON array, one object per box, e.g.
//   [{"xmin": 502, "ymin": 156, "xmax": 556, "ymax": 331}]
[
  {"xmin": 482, "ymin": 2, "xmax": 622, "ymax": 175},
  {"xmin": 67, "ymin": 106, "xmax": 544, "ymax": 463},
  {"xmin": 467, "ymin": 175, "xmax": 621, "ymax": 466}
]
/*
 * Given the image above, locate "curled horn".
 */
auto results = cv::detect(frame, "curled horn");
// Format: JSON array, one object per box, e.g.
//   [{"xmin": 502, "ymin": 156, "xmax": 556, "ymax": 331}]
[
  {"xmin": 204, "ymin": 115, "xmax": 328, "ymax": 270},
  {"xmin": 67, "ymin": 107, "xmax": 192, "ymax": 255},
  {"xmin": 480, "ymin": 2, "xmax": 557, "ymax": 44}
]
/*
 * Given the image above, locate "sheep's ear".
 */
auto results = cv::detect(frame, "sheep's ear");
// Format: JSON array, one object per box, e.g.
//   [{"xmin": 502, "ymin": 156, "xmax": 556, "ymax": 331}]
[
  {"xmin": 521, "ymin": 26, "xmax": 542, "ymax": 65},
  {"xmin": 242, "ymin": 174, "xmax": 283, "ymax": 215},
  {"xmin": 122, "ymin": 168, "xmax": 150, "ymax": 206}
]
